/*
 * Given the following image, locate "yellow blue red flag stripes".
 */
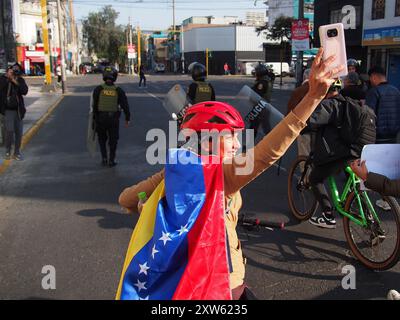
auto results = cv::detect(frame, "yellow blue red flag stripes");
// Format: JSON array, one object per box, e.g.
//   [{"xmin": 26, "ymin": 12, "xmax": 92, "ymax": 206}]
[{"xmin": 116, "ymin": 149, "xmax": 231, "ymax": 300}]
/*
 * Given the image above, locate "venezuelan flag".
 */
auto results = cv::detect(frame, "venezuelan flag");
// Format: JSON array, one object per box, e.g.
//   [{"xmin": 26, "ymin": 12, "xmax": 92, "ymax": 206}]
[{"xmin": 116, "ymin": 149, "xmax": 231, "ymax": 300}]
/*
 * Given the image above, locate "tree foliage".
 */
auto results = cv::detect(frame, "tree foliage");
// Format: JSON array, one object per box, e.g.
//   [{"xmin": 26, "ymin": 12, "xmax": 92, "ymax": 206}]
[
  {"xmin": 82, "ymin": 6, "xmax": 125, "ymax": 63},
  {"xmin": 256, "ymin": 15, "xmax": 294, "ymax": 42}
]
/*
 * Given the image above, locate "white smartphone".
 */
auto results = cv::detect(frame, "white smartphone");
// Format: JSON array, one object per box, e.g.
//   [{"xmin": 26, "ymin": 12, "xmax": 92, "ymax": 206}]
[{"xmin": 318, "ymin": 23, "xmax": 348, "ymax": 78}]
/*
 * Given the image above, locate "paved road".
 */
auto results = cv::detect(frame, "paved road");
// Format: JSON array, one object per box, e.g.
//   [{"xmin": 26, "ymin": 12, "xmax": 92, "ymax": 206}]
[{"xmin": 0, "ymin": 74, "xmax": 398, "ymax": 300}]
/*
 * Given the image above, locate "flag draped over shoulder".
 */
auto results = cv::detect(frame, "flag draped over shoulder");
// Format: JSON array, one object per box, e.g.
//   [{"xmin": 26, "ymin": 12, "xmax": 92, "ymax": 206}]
[{"xmin": 116, "ymin": 148, "xmax": 231, "ymax": 300}]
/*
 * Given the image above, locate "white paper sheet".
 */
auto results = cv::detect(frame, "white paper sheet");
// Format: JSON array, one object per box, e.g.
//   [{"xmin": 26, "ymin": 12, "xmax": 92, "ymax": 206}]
[{"xmin": 361, "ymin": 144, "xmax": 400, "ymax": 180}]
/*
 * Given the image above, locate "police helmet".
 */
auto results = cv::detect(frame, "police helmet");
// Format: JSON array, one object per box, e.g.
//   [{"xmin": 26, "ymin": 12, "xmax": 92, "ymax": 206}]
[
  {"xmin": 188, "ymin": 62, "xmax": 207, "ymax": 81},
  {"xmin": 347, "ymin": 58, "xmax": 359, "ymax": 67},
  {"xmin": 103, "ymin": 66, "xmax": 118, "ymax": 82},
  {"xmin": 254, "ymin": 63, "xmax": 270, "ymax": 79}
]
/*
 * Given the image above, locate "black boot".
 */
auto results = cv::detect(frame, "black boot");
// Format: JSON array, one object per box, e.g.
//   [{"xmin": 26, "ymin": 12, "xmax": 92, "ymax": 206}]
[
  {"xmin": 101, "ymin": 158, "xmax": 108, "ymax": 166},
  {"xmin": 108, "ymin": 159, "xmax": 117, "ymax": 167}
]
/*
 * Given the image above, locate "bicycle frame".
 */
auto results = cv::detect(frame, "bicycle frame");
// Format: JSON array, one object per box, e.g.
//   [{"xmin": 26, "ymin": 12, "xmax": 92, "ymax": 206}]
[{"xmin": 327, "ymin": 166, "xmax": 380, "ymax": 227}]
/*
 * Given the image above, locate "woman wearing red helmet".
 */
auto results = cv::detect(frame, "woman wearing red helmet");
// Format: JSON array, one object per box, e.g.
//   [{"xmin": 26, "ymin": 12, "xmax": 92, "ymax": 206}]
[{"xmin": 119, "ymin": 48, "xmax": 343, "ymax": 299}]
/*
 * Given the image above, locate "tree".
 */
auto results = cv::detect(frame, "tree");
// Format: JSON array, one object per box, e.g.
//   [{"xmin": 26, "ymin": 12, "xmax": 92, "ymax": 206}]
[
  {"xmin": 82, "ymin": 6, "xmax": 125, "ymax": 64},
  {"xmin": 256, "ymin": 15, "xmax": 294, "ymax": 42}
]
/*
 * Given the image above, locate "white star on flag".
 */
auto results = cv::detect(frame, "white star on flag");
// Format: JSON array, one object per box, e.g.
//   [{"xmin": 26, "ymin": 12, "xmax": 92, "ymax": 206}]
[
  {"xmin": 159, "ymin": 231, "xmax": 172, "ymax": 245},
  {"xmin": 139, "ymin": 262, "xmax": 150, "ymax": 276},
  {"xmin": 139, "ymin": 295, "xmax": 149, "ymax": 300},
  {"xmin": 151, "ymin": 244, "xmax": 159, "ymax": 259},
  {"xmin": 177, "ymin": 224, "xmax": 189, "ymax": 236},
  {"xmin": 134, "ymin": 280, "xmax": 147, "ymax": 292}
]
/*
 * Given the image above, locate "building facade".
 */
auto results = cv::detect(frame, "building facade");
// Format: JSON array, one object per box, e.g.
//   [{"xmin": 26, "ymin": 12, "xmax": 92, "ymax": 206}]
[
  {"xmin": 314, "ymin": 0, "xmax": 367, "ymax": 72},
  {"xmin": 181, "ymin": 25, "xmax": 265, "ymax": 75},
  {"xmin": 362, "ymin": 0, "xmax": 400, "ymax": 88}
]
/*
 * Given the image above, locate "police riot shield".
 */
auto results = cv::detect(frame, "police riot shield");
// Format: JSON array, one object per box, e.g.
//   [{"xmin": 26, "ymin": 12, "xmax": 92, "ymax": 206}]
[
  {"xmin": 162, "ymin": 84, "xmax": 190, "ymax": 122},
  {"xmin": 87, "ymin": 95, "xmax": 97, "ymax": 157},
  {"xmin": 233, "ymin": 85, "xmax": 284, "ymax": 134}
]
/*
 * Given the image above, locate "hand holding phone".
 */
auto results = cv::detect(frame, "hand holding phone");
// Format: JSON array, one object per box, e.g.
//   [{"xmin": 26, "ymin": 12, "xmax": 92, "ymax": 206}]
[{"xmin": 319, "ymin": 23, "xmax": 348, "ymax": 78}]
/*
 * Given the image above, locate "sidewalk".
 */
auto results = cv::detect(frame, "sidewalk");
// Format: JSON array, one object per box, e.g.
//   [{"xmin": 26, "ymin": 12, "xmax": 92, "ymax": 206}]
[{"xmin": 0, "ymin": 86, "xmax": 63, "ymax": 170}]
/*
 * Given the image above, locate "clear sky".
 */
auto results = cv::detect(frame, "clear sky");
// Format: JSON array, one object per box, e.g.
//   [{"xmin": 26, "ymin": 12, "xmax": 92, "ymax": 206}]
[{"xmin": 73, "ymin": 0, "xmax": 267, "ymax": 30}]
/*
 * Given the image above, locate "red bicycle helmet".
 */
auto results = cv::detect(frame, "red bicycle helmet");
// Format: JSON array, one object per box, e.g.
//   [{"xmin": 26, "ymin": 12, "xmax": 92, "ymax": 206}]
[{"xmin": 180, "ymin": 101, "xmax": 245, "ymax": 132}]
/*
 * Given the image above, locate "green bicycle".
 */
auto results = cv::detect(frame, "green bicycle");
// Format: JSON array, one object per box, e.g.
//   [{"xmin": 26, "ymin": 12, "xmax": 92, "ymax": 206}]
[{"xmin": 288, "ymin": 155, "xmax": 400, "ymax": 271}]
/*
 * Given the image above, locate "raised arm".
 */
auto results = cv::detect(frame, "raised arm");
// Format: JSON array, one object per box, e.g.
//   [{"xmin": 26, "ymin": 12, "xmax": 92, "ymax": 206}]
[{"xmin": 224, "ymin": 48, "xmax": 343, "ymax": 195}]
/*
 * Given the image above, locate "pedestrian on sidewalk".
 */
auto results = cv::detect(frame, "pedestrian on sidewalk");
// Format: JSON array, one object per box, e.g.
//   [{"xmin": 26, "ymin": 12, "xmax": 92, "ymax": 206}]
[
  {"xmin": 56, "ymin": 64, "xmax": 62, "ymax": 86},
  {"xmin": 139, "ymin": 65, "xmax": 146, "ymax": 88},
  {"xmin": 92, "ymin": 66, "xmax": 130, "ymax": 167},
  {"xmin": 0, "ymin": 63, "xmax": 29, "ymax": 160},
  {"xmin": 224, "ymin": 62, "xmax": 230, "ymax": 75}
]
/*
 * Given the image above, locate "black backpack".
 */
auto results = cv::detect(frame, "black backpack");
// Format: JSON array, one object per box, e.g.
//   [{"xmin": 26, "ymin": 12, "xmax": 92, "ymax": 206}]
[{"xmin": 338, "ymin": 96, "xmax": 376, "ymax": 154}]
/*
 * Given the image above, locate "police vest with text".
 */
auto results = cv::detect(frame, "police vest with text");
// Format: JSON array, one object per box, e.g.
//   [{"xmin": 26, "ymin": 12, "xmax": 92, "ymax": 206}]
[
  {"xmin": 98, "ymin": 84, "xmax": 119, "ymax": 112},
  {"xmin": 194, "ymin": 82, "xmax": 212, "ymax": 104}
]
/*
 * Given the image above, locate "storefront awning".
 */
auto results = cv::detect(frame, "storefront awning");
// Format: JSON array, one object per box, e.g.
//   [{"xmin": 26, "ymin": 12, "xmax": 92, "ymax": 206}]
[{"xmin": 27, "ymin": 57, "xmax": 45, "ymax": 63}]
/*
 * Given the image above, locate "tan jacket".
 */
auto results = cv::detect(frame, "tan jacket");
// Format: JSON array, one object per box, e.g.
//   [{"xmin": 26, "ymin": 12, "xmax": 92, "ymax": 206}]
[
  {"xmin": 286, "ymin": 81, "xmax": 309, "ymax": 115},
  {"xmin": 119, "ymin": 111, "xmax": 306, "ymax": 290}
]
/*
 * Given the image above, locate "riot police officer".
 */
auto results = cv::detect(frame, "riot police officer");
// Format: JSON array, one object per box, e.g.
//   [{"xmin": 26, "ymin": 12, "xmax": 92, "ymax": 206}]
[
  {"xmin": 249, "ymin": 63, "xmax": 275, "ymax": 138},
  {"xmin": 252, "ymin": 63, "xmax": 274, "ymax": 103},
  {"xmin": 347, "ymin": 58, "xmax": 368, "ymax": 91},
  {"xmin": 92, "ymin": 66, "xmax": 130, "ymax": 167},
  {"xmin": 187, "ymin": 62, "xmax": 216, "ymax": 104}
]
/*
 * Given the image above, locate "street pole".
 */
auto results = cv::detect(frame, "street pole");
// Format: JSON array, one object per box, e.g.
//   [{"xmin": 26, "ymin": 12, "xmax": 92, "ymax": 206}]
[
  {"xmin": 56, "ymin": 0, "xmax": 67, "ymax": 93},
  {"xmin": 40, "ymin": 0, "xmax": 52, "ymax": 85},
  {"xmin": 280, "ymin": 33, "xmax": 283, "ymax": 86},
  {"xmin": 296, "ymin": 0, "xmax": 304, "ymax": 87},
  {"xmin": 67, "ymin": 0, "xmax": 77, "ymax": 74},
  {"xmin": 181, "ymin": 26, "xmax": 185, "ymax": 74},
  {"xmin": 206, "ymin": 48, "xmax": 209, "ymax": 77},
  {"xmin": 137, "ymin": 25, "xmax": 141, "ymax": 74},
  {"xmin": 173, "ymin": 0, "xmax": 177, "ymax": 73}
]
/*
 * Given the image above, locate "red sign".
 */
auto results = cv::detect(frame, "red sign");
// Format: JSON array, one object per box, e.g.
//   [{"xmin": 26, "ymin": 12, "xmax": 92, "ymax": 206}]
[{"xmin": 292, "ymin": 19, "xmax": 310, "ymax": 51}]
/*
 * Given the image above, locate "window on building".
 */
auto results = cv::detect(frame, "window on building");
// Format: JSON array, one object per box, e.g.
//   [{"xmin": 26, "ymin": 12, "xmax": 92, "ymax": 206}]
[
  {"xmin": 396, "ymin": 0, "xmax": 400, "ymax": 17},
  {"xmin": 372, "ymin": 0, "xmax": 385, "ymax": 20}
]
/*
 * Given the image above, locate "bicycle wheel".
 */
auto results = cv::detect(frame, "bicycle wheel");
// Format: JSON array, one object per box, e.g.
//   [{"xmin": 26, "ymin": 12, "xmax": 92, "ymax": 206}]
[
  {"xmin": 288, "ymin": 156, "xmax": 318, "ymax": 221},
  {"xmin": 343, "ymin": 191, "xmax": 400, "ymax": 270}
]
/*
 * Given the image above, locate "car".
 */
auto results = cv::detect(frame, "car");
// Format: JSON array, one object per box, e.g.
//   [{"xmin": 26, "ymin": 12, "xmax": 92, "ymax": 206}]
[
  {"xmin": 154, "ymin": 63, "xmax": 165, "ymax": 73},
  {"xmin": 79, "ymin": 62, "xmax": 94, "ymax": 74},
  {"xmin": 93, "ymin": 60, "xmax": 110, "ymax": 74}
]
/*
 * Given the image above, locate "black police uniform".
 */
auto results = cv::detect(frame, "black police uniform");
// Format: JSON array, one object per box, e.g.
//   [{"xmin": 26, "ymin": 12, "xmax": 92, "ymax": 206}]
[
  {"xmin": 187, "ymin": 81, "xmax": 216, "ymax": 104},
  {"xmin": 92, "ymin": 81, "xmax": 130, "ymax": 166}
]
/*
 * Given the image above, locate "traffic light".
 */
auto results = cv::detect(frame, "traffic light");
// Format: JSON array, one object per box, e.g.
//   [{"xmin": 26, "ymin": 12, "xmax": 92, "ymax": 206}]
[
  {"xmin": 48, "ymin": 28, "xmax": 52, "ymax": 40},
  {"xmin": 208, "ymin": 50, "xmax": 212, "ymax": 58}
]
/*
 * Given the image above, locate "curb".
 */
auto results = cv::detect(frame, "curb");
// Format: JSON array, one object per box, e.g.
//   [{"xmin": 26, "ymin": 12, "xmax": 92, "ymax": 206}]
[{"xmin": 0, "ymin": 95, "xmax": 64, "ymax": 175}]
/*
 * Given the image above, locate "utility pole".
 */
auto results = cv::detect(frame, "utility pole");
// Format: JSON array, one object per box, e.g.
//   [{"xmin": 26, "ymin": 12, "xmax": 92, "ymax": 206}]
[
  {"xmin": 296, "ymin": 0, "xmax": 304, "ymax": 88},
  {"xmin": 172, "ymin": 0, "xmax": 177, "ymax": 73},
  {"xmin": 126, "ymin": 23, "xmax": 129, "ymax": 74},
  {"xmin": 206, "ymin": 48, "xmax": 209, "ymax": 77},
  {"xmin": 40, "ymin": 0, "xmax": 52, "ymax": 86},
  {"xmin": 56, "ymin": 0, "xmax": 67, "ymax": 93},
  {"xmin": 137, "ymin": 25, "xmax": 141, "ymax": 74},
  {"xmin": 129, "ymin": 17, "xmax": 132, "ymax": 75},
  {"xmin": 181, "ymin": 26, "xmax": 185, "ymax": 74},
  {"xmin": 67, "ymin": 0, "xmax": 77, "ymax": 74}
]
